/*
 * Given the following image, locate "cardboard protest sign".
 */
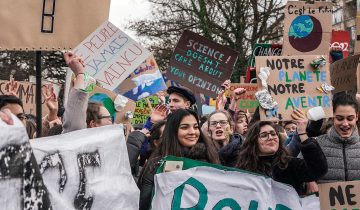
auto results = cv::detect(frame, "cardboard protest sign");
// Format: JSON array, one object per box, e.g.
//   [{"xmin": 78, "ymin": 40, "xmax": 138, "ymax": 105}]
[
  {"xmin": 226, "ymin": 83, "xmax": 258, "ymax": 112},
  {"xmin": 91, "ymin": 86, "xmax": 136, "ymax": 124},
  {"xmin": 248, "ymin": 43, "xmax": 283, "ymax": 67},
  {"xmin": 0, "ymin": 116, "xmax": 52, "ymax": 209},
  {"xmin": 319, "ymin": 180, "xmax": 360, "ymax": 210},
  {"xmin": 283, "ymin": 1, "xmax": 333, "ymax": 56},
  {"xmin": 30, "ymin": 125, "xmax": 139, "ymax": 210},
  {"xmin": 0, "ymin": 80, "xmax": 60, "ymax": 116},
  {"xmin": 0, "ymin": 0, "xmax": 110, "ymax": 50},
  {"xmin": 256, "ymin": 55, "xmax": 333, "ymax": 121},
  {"xmin": 73, "ymin": 21, "xmax": 151, "ymax": 91},
  {"xmin": 355, "ymin": 10, "xmax": 360, "ymax": 53},
  {"xmin": 331, "ymin": 30, "xmax": 350, "ymax": 60},
  {"xmin": 330, "ymin": 54, "xmax": 360, "ymax": 94},
  {"xmin": 114, "ymin": 55, "xmax": 167, "ymax": 101},
  {"xmin": 132, "ymin": 96, "xmax": 159, "ymax": 125},
  {"xmin": 166, "ymin": 30, "xmax": 238, "ymax": 98},
  {"xmin": 151, "ymin": 156, "xmax": 320, "ymax": 209}
]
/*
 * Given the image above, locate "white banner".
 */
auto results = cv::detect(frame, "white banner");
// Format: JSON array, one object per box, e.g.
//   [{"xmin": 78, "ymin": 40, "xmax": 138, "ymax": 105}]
[
  {"xmin": 0, "ymin": 116, "xmax": 52, "ymax": 210},
  {"xmin": 73, "ymin": 21, "xmax": 152, "ymax": 91},
  {"xmin": 152, "ymin": 166, "xmax": 320, "ymax": 210},
  {"xmin": 30, "ymin": 125, "xmax": 139, "ymax": 210}
]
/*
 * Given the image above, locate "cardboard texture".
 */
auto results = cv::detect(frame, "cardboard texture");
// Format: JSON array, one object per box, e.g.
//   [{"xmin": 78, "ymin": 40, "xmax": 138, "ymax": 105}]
[
  {"xmin": 226, "ymin": 83, "xmax": 258, "ymax": 112},
  {"xmin": 255, "ymin": 55, "xmax": 333, "ymax": 121},
  {"xmin": 132, "ymin": 96, "xmax": 159, "ymax": 125},
  {"xmin": 248, "ymin": 43, "xmax": 283, "ymax": 67},
  {"xmin": 114, "ymin": 55, "xmax": 167, "ymax": 101},
  {"xmin": 330, "ymin": 54, "xmax": 360, "ymax": 94},
  {"xmin": 166, "ymin": 30, "xmax": 238, "ymax": 98},
  {"xmin": 283, "ymin": 1, "xmax": 333, "ymax": 56},
  {"xmin": 91, "ymin": 86, "xmax": 136, "ymax": 124},
  {"xmin": 0, "ymin": 80, "xmax": 60, "ymax": 117},
  {"xmin": 73, "ymin": 21, "xmax": 151, "ymax": 91},
  {"xmin": 355, "ymin": 11, "xmax": 360, "ymax": 53},
  {"xmin": 331, "ymin": 30, "xmax": 351, "ymax": 61},
  {"xmin": 0, "ymin": 0, "xmax": 110, "ymax": 50},
  {"xmin": 319, "ymin": 180, "xmax": 360, "ymax": 210}
]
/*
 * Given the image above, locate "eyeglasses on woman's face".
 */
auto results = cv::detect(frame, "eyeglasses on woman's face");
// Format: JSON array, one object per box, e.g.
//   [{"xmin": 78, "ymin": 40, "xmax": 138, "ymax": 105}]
[
  {"xmin": 209, "ymin": 120, "xmax": 229, "ymax": 127},
  {"xmin": 258, "ymin": 130, "xmax": 278, "ymax": 141}
]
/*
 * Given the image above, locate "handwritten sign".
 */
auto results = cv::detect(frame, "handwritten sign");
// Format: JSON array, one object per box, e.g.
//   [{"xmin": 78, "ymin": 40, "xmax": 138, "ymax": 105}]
[
  {"xmin": 132, "ymin": 96, "xmax": 159, "ymax": 125},
  {"xmin": 0, "ymin": 0, "xmax": 110, "ymax": 50},
  {"xmin": 226, "ymin": 83, "xmax": 258, "ymax": 112},
  {"xmin": 115, "ymin": 55, "xmax": 167, "ymax": 101},
  {"xmin": 330, "ymin": 54, "xmax": 360, "ymax": 94},
  {"xmin": 0, "ymin": 80, "xmax": 60, "ymax": 116},
  {"xmin": 319, "ymin": 181, "xmax": 360, "ymax": 210},
  {"xmin": 31, "ymin": 125, "xmax": 140, "ymax": 210},
  {"xmin": 283, "ymin": 1, "xmax": 333, "ymax": 55},
  {"xmin": 256, "ymin": 55, "xmax": 333, "ymax": 121},
  {"xmin": 248, "ymin": 43, "xmax": 282, "ymax": 67},
  {"xmin": 74, "ymin": 21, "xmax": 151, "ymax": 91},
  {"xmin": 166, "ymin": 30, "xmax": 238, "ymax": 98},
  {"xmin": 151, "ymin": 156, "xmax": 320, "ymax": 210}
]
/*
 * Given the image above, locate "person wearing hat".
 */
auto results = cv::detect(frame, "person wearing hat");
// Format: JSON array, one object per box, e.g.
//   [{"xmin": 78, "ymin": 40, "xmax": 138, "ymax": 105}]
[{"xmin": 166, "ymin": 86, "xmax": 196, "ymax": 113}]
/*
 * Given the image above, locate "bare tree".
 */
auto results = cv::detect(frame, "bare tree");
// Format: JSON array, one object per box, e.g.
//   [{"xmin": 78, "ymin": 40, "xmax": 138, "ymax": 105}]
[{"xmin": 129, "ymin": 0, "xmax": 284, "ymax": 82}]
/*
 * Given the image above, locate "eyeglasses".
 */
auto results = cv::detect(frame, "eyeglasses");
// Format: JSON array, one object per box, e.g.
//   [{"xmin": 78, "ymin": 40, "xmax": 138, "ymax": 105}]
[
  {"xmin": 98, "ymin": 115, "xmax": 113, "ymax": 122},
  {"xmin": 209, "ymin": 120, "xmax": 229, "ymax": 127},
  {"xmin": 258, "ymin": 131, "xmax": 278, "ymax": 141},
  {"xmin": 17, "ymin": 113, "xmax": 27, "ymax": 121}
]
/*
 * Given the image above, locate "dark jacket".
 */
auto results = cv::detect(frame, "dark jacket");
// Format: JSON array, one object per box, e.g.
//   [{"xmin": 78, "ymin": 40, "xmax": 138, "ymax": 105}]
[
  {"xmin": 137, "ymin": 143, "xmax": 210, "ymax": 210},
  {"xmin": 259, "ymin": 138, "xmax": 328, "ymax": 193},
  {"xmin": 218, "ymin": 133, "xmax": 243, "ymax": 167},
  {"xmin": 127, "ymin": 130, "xmax": 147, "ymax": 176}
]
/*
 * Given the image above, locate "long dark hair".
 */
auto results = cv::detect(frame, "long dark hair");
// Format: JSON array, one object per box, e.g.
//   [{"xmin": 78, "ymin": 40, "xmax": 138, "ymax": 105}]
[
  {"xmin": 236, "ymin": 121, "xmax": 289, "ymax": 174},
  {"xmin": 151, "ymin": 109, "xmax": 220, "ymax": 164}
]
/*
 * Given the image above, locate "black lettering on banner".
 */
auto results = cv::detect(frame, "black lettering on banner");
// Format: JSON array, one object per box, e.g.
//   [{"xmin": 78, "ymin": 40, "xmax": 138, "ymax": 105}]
[
  {"xmin": 39, "ymin": 152, "xmax": 67, "ymax": 193},
  {"xmin": 41, "ymin": 0, "xmax": 56, "ymax": 33},
  {"xmin": 0, "ymin": 144, "xmax": 52, "ymax": 210},
  {"xmin": 74, "ymin": 151, "xmax": 101, "ymax": 210}
]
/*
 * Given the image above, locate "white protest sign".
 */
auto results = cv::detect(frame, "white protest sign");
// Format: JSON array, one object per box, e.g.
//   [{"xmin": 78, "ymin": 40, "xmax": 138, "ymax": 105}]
[
  {"xmin": 0, "ymin": 115, "xmax": 52, "ymax": 209},
  {"xmin": 30, "ymin": 125, "xmax": 139, "ymax": 210},
  {"xmin": 152, "ymin": 166, "xmax": 320, "ymax": 209},
  {"xmin": 73, "ymin": 21, "xmax": 152, "ymax": 91}
]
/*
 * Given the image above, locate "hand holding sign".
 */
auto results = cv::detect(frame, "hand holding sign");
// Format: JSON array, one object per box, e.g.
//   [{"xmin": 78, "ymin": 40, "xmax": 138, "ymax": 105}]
[
  {"xmin": 64, "ymin": 51, "xmax": 85, "ymax": 76},
  {"xmin": 216, "ymin": 80, "xmax": 230, "ymax": 110}
]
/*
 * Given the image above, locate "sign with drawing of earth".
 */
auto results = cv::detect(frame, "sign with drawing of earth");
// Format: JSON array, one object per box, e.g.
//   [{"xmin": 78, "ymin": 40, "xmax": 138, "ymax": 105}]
[{"xmin": 288, "ymin": 15, "xmax": 322, "ymax": 52}]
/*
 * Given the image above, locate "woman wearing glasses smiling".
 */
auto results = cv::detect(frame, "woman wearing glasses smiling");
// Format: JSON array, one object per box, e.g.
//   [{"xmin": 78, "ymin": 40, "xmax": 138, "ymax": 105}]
[{"xmin": 236, "ymin": 109, "xmax": 328, "ymax": 194}]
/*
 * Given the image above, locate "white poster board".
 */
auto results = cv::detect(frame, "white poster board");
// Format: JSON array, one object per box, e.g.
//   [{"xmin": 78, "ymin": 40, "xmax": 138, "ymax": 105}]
[{"xmin": 73, "ymin": 21, "xmax": 152, "ymax": 91}]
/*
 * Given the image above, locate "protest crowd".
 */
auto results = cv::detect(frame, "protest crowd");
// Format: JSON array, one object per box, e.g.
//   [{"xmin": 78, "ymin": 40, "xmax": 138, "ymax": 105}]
[{"xmin": 2, "ymin": 1, "xmax": 360, "ymax": 210}]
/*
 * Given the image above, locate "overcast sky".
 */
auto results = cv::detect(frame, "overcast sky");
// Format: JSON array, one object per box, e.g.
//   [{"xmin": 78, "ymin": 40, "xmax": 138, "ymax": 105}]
[{"xmin": 109, "ymin": 0, "xmax": 151, "ymax": 39}]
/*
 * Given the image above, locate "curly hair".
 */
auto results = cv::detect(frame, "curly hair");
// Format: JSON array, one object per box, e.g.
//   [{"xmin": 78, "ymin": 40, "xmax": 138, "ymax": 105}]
[{"xmin": 236, "ymin": 121, "xmax": 290, "ymax": 175}]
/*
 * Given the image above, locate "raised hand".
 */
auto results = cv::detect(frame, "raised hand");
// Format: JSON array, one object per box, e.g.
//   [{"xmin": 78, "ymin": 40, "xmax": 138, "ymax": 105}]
[
  {"xmin": 64, "ymin": 51, "xmax": 85, "ymax": 76},
  {"xmin": 5, "ymin": 77, "xmax": 18, "ymax": 96},
  {"xmin": 232, "ymin": 88, "xmax": 246, "ymax": 101},
  {"xmin": 42, "ymin": 85, "xmax": 58, "ymax": 111},
  {"xmin": 291, "ymin": 108, "xmax": 308, "ymax": 141},
  {"xmin": 0, "ymin": 109, "xmax": 14, "ymax": 125},
  {"xmin": 150, "ymin": 104, "xmax": 168, "ymax": 123}
]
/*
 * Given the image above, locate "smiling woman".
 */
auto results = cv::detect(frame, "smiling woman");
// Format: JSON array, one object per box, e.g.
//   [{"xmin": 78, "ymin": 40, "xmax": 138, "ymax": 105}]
[
  {"xmin": 137, "ymin": 109, "xmax": 220, "ymax": 210},
  {"xmin": 236, "ymin": 120, "xmax": 328, "ymax": 194}
]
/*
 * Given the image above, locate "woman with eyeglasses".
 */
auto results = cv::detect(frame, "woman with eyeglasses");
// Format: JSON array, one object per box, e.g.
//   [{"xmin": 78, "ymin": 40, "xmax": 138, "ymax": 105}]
[
  {"xmin": 206, "ymin": 110, "xmax": 243, "ymax": 167},
  {"xmin": 138, "ymin": 109, "xmax": 220, "ymax": 210},
  {"xmin": 236, "ymin": 109, "xmax": 328, "ymax": 193}
]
